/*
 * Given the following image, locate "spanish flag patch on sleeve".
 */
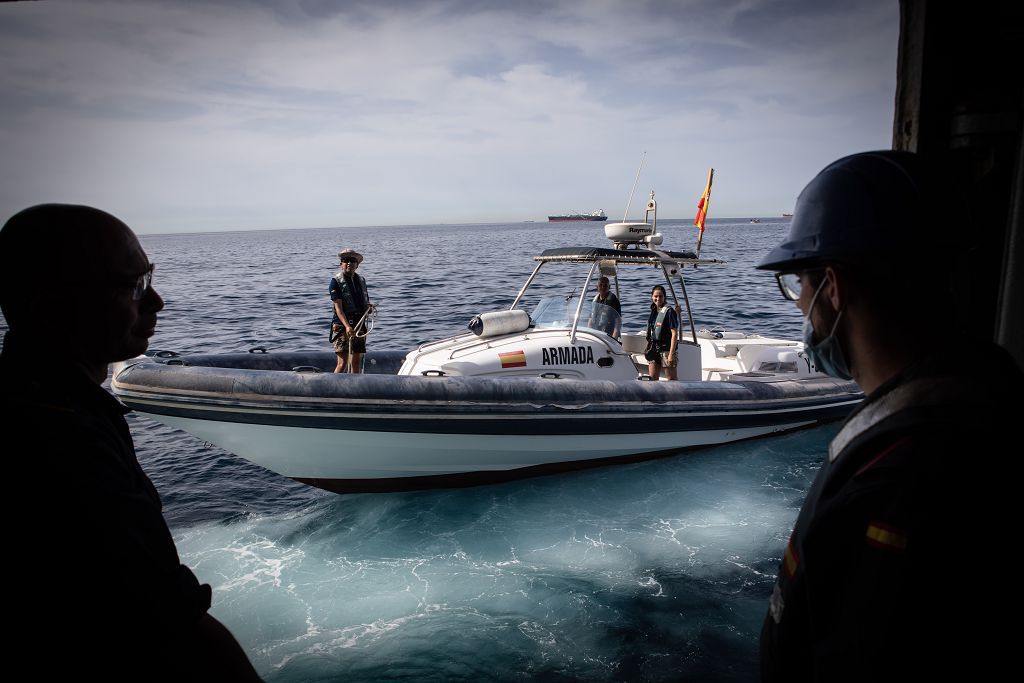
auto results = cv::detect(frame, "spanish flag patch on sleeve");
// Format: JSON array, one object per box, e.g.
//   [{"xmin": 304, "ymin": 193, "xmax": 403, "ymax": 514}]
[
  {"xmin": 499, "ymin": 350, "xmax": 527, "ymax": 368},
  {"xmin": 783, "ymin": 538, "xmax": 799, "ymax": 577},
  {"xmin": 866, "ymin": 521, "xmax": 908, "ymax": 552}
]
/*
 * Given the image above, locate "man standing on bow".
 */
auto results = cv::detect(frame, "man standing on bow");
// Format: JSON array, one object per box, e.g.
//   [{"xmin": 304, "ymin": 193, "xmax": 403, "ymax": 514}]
[
  {"xmin": 330, "ymin": 248, "xmax": 371, "ymax": 373},
  {"xmin": 756, "ymin": 151, "xmax": 1020, "ymax": 681}
]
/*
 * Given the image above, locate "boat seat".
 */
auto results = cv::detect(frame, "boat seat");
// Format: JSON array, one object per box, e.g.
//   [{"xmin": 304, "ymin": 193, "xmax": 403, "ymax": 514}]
[
  {"xmin": 677, "ymin": 341, "xmax": 700, "ymax": 380},
  {"xmin": 620, "ymin": 333, "xmax": 647, "ymax": 354},
  {"xmin": 737, "ymin": 345, "xmax": 802, "ymax": 374}
]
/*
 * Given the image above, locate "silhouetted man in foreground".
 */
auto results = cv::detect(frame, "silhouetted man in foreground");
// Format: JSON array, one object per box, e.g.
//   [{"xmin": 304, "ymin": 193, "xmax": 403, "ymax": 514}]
[
  {"xmin": 756, "ymin": 151, "xmax": 1020, "ymax": 681},
  {"xmin": 0, "ymin": 204, "xmax": 262, "ymax": 681}
]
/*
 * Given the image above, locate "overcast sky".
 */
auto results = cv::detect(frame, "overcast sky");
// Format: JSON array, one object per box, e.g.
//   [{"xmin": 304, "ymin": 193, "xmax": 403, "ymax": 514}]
[{"xmin": 0, "ymin": 0, "xmax": 899, "ymax": 234}]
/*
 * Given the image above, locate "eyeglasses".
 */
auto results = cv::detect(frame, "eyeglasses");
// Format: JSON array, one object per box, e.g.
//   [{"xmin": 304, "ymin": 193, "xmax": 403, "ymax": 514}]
[
  {"xmin": 93, "ymin": 263, "xmax": 154, "ymax": 299},
  {"xmin": 340, "ymin": 258, "xmax": 358, "ymax": 264},
  {"xmin": 774, "ymin": 272, "xmax": 802, "ymax": 301},
  {"xmin": 130, "ymin": 263, "xmax": 155, "ymax": 300},
  {"xmin": 774, "ymin": 270, "xmax": 824, "ymax": 301}
]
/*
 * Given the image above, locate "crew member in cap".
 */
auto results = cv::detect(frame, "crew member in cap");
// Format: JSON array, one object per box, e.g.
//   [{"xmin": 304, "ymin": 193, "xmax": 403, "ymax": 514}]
[
  {"xmin": 756, "ymin": 151, "xmax": 1020, "ymax": 681},
  {"xmin": 330, "ymin": 248, "xmax": 371, "ymax": 373}
]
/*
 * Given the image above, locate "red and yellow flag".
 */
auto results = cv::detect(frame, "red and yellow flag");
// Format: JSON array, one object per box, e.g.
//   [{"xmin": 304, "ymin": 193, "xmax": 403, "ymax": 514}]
[
  {"xmin": 499, "ymin": 350, "xmax": 527, "ymax": 368},
  {"xmin": 782, "ymin": 537, "xmax": 800, "ymax": 577},
  {"xmin": 865, "ymin": 521, "xmax": 908, "ymax": 552},
  {"xmin": 694, "ymin": 167, "xmax": 714, "ymax": 241}
]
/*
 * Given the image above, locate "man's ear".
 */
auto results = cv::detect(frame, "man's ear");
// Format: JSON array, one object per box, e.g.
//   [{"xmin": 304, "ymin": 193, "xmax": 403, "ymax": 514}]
[{"xmin": 822, "ymin": 266, "xmax": 846, "ymax": 310}]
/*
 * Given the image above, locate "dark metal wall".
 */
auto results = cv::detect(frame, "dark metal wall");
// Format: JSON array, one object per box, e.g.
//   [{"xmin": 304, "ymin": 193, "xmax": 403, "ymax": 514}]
[{"xmin": 894, "ymin": 0, "xmax": 1023, "ymax": 366}]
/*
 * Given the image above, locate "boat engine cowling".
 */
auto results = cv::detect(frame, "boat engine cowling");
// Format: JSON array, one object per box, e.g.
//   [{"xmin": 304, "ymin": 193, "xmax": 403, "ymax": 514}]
[{"xmin": 467, "ymin": 309, "xmax": 531, "ymax": 338}]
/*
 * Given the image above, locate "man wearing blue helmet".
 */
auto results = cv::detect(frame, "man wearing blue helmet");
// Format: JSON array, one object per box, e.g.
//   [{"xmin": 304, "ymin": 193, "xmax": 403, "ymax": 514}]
[{"xmin": 757, "ymin": 151, "xmax": 1021, "ymax": 681}]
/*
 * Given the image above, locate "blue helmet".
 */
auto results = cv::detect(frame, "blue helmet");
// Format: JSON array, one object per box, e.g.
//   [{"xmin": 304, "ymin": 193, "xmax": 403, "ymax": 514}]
[{"xmin": 757, "ymin": 150, "xmax": 940, "ymax": 271}]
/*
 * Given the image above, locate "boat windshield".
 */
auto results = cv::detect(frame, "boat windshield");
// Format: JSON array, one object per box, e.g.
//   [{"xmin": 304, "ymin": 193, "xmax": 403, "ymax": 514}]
[{"xmin": 532, "ymin": 295, "xmax": 621, "ymax": 337}]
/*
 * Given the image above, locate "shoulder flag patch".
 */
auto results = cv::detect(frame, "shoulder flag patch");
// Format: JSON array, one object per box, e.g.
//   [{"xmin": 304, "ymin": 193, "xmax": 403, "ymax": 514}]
[
  {"xmin": 499, "ymin": 350, "xmax": 527, "ymax": 368},
  {"xmin": 783, "ymin": 538, "xmax": 800, "ymax": 577},
  {"xmin": 866, "ymin": 521, "xmax": 908, "ymax": 552}
]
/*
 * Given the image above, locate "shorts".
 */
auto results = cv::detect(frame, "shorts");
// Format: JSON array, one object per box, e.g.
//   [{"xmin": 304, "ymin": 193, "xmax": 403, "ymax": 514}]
[
  {"xmin": 650, "ymin": 349, "xmax": 676, "ymax": 367},
  {"xmin": 332, "ymin": 323, "xmax": 367, "ymax": 354}
]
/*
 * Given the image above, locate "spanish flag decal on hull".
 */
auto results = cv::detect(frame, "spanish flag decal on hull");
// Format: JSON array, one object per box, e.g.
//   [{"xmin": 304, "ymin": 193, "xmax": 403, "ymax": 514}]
[{"xmin": 499, "ymin": 350, "xmax": 527, "ymax": 368}]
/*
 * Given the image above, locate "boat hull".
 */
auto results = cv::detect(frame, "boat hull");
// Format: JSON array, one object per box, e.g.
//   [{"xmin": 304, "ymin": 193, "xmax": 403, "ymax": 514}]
[
  {"xmin": 548, "ymin": 216, "xmax": 608, "ymax": 222},
  {"xmin": 145, "ymin": 413, "xmax": 825, "ymax": 492},
  {"xmin": 112, "ymin": 351, "xmax": 861, "ymax": 493}
]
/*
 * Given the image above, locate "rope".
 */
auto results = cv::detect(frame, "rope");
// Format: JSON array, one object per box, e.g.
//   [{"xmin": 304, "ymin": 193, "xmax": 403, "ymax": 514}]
[
  {"xmin": 351, "ymin": 303, "xmax": 378, "ymax": 338},
  {"xmin": 343, "ymin": 304, "xmax": 378, "ymax": 372}
]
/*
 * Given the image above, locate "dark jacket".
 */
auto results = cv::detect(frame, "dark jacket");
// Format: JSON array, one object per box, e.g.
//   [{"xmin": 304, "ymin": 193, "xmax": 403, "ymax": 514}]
[
  {"xmin": 1, "ymin": 332, "xmax": 213, "ymax": 677},
  {"xmin": 760, "ymin": 341, "xmax": 1021, "ymax": 682}
]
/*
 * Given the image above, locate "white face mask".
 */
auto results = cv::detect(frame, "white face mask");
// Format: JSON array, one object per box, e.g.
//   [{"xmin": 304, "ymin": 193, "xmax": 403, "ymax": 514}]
[{"xmin": 801, "ymin": 278, "xmax": 852, "ymax": 380}]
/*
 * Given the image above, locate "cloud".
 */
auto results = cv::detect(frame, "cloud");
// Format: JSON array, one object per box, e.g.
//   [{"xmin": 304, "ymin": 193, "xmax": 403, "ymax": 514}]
[{"xmin": 0, "ymin": 0, "xmax": 898, "ymax": 232}]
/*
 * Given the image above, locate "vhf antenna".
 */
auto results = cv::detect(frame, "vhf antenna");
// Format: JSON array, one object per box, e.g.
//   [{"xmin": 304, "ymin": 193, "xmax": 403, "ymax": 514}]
[{"xmin": 622, "ymin": 151, "xmax": 646, "ymax": 222}]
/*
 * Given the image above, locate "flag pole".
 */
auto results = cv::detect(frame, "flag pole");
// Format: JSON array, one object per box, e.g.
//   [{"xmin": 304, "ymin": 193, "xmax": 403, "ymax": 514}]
[{"xmin": 695, "ymin": 167, "xmax": 714, "ymax": 258}]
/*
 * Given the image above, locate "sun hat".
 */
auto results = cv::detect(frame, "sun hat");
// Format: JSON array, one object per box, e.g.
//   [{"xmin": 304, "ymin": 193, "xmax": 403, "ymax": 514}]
[{"xmin": 337, "ymin": 248, "xmax": 364, "ymax": 264}]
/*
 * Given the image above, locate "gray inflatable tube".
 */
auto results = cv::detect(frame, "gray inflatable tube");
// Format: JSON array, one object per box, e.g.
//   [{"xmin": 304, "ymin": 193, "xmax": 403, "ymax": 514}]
[{"xmin": 113, "ymin": 350, "xmax": 862, "ymax": 417}]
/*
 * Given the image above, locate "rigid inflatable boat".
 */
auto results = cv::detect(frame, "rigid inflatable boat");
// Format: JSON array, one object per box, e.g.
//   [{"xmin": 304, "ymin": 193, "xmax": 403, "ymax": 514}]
[{"xmin": 112, "ymin": 197, "xmax": 862, "ymax": 493}]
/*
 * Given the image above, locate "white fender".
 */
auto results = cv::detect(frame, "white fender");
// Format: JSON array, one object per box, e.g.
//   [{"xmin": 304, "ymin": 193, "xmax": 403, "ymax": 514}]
[{"xmin": 467, "ymin": 309, "xmax": 531, "ymax": 338}]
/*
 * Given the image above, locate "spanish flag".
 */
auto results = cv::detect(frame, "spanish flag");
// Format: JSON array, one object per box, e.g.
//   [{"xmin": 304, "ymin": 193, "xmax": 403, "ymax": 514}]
[
  {"xmin": 499, "ymin": 350, "xmax": 527, "ymax": 368},
  {"xmin": 694, "ymin": 167, "xmax": 714, "ymax": 256},
  {"xmin": 866, "ymin": 521, "xmax": 908, "ymax": 552},
  {"xmin": 782, "ymin": 537, "xmax": 800, "ymax": 577}
]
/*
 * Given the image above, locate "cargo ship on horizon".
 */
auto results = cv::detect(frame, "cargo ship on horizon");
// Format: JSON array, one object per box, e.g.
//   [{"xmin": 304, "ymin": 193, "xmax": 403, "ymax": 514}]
[{"xmin": 548, "ymin": 209, "xmax": 607, "ymax": 222}]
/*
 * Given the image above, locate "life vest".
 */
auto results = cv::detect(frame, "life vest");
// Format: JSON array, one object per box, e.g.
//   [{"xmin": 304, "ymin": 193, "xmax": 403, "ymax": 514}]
[
  {"xmin": 332, "ymin": 272, "xmax": 369, "ymax": 320},
  {"xmin": 647, "ymin": 307, "xmax": 672, "ymax": 345}
]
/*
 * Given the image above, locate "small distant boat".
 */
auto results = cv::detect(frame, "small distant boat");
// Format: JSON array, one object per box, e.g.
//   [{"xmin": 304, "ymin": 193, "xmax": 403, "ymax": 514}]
[
  {"xmin": 782, "ymin": 213, "xmax": 793, "ymax": 218},
  {"xmin": 548, "ymin": 210, "xmax": 607, "ymax": 222},
  {"xmin": 750, "ymin": 218, "xmax": 761, "ymax": 223}
]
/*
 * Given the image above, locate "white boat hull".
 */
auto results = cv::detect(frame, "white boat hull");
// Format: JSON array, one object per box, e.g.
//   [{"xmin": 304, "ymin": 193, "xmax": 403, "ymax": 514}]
[
  {"xmin": 114, "ymin": 351, "xmax": 860, "ymax": 492},
  {"xmin": 149, "ymin": 412, "xmax": 816, "ymax": 479}
]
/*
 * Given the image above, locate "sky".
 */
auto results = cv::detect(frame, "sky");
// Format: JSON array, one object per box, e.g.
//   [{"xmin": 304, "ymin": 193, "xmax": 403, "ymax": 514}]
[{"xmin": 0, "ymin": 0, "xmax": 900, "ymax": 234}]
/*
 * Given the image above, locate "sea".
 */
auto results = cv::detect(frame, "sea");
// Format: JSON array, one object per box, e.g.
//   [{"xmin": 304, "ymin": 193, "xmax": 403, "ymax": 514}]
[{"xmin": 2, "ymin": 217, "xmax": 838, "ymax": 682}]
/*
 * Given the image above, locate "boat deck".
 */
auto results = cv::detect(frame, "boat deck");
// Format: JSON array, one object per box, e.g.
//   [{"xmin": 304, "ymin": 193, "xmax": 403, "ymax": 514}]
[{"xmin": 620, "ymin": 330, "xmax": 806, "ymax": 382}]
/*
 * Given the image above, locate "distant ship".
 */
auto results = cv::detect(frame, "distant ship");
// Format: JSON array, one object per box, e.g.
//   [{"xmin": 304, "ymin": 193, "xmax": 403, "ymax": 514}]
[
  {"xmin": 782, "ymin": 213, "xmax": 793, "ymax": 218},
  {"xmin": 548, "ymin": 209, "xmax": 608, "ymax": 222}
]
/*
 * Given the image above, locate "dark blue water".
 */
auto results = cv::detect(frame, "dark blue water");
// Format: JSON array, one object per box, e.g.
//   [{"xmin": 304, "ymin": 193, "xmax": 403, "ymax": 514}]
[{"xmin": 5, "ymin": 218, "xmax": 836, "ymax": 681}]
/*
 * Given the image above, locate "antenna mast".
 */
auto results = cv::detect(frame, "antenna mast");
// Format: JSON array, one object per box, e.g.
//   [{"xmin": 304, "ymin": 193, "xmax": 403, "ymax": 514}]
[{"xmin": 622, "ymin": 151, "xmax": 646, "ymax": 221}]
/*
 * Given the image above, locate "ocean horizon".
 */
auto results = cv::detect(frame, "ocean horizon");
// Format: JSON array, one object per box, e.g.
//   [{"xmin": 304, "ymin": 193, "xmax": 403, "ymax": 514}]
[{"xmin": 130, "ymin": 215, "xmax": 786, "ymax": 238}]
